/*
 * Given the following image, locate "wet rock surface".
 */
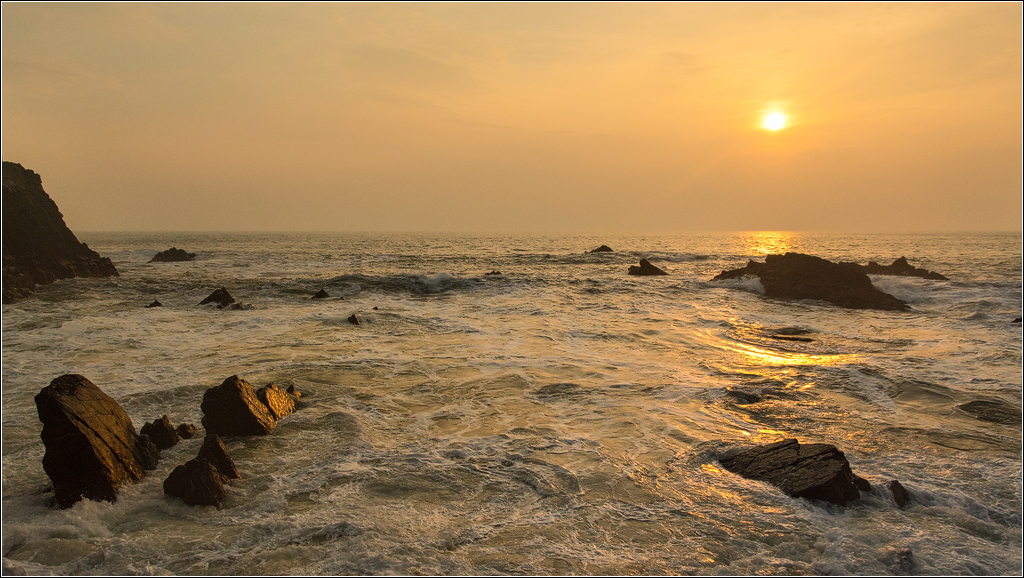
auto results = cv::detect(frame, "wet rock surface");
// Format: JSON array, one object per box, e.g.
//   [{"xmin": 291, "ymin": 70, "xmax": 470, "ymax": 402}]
[
  {"xmin": 957, "ymin": 400, "xmax": 1021, "ymax": 425},
  {"xmin": 163, "ymin": 457, "xmax": 228, "ymax": 507},
  {"xmin": 149, "ymin": 247, "xmax": 196, "ymax": 263},
  {"xmin": 713, "ymin": 252, "xmax": 909, "ymax": 311},
  {"xmin": 863, "ymin": 256, "xmax": 948, "ymax": 280},
  {"xmin": 256, "ymin": 383, "xmax": 297, "ymax": 421},
  {"xmin": 628, "ymin": 258, "xmax": 668, "ymax": 276},
  {"xmin": 886, "ymin": 479, "xmax": 911, "ymax": 508},
  {"xmin": 139, "ymin": 415, "xmax": 180, "ymax": 450},
  {"xmin": 2, "ymin": 162, "xmax": 118, "ymax": 303},
  {"xmin": 34, "ymin": 374, "xmax": 156, "ymax": 508},
  {"xmin": 718, "ymin": 438, "xmax": 867, "ymax": 506},
  {"xmin": 200, "ymin": 375, "xmax": 276, "ymax": 436},
  {"xmin": 197, "ymin": 434, "xmax": 241, "ymax": 480}
]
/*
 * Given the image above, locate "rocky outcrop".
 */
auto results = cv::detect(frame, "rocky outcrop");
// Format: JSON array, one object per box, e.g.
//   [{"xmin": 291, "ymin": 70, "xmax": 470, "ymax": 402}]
[
  {"xmin": 713, "ymin": 253, "xmax": 909, "ymax": 311},
  {"xmin": 718, "ymin": 438, "xmax": 870, "ymax": 506},
  {"xmin": 200, "ymin": 375, "xmax": 276, "ymax": 436},
  {"xmin": 590, "ymin": 245, "xmax": 614, "ymax": 253},
  {"xmin": 863, "ymin": 257, "xmax": 947, "ymax": 280},
  {"xmin": 256, "ymin": 383, "xmax": 297, "ymax": 421},
  {"xmin": 34, "ymin": 374, "xmax": 158, "ymax": 508},
  {"xmin": 199, "ymin": 288, "xmax": 235, "ymax": 307},
  {"xmin": 140, "ymin": 416, "xmax": 180, "ymax": 450},
  {"xmin": 163, "ymin": 434, "xmax": 240, "ymax": 507},
  {"xmin": 2, "ymin": 162, "xmax": 118, "ymax": 303},
  {"xmin": 312, "ymin": 288, "xmax": 330, "ymax": 299},
  {"xmin": 628, "ymin": 259, "xmax": 668, "ymax": 276},
  {"xmin": 149, "ymin": 247, "xmax": 196, "ymax": 263}
]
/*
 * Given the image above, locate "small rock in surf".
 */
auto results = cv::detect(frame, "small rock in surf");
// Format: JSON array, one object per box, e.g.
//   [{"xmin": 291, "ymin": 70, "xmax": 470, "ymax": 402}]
[
  {"xmin": 149, "ymin": 247, "xmax": 196, "ymax": 263},
  {"xmin": 628, "ymin": 258, "xmax": 668, "ymax": 276},
  {"xmin": 199, "ymin": 288, "xmax": 235, "ymax": 307},
  {"xmin": 312, "ymin": 288, "xmax": 330, "ymax": 299}
]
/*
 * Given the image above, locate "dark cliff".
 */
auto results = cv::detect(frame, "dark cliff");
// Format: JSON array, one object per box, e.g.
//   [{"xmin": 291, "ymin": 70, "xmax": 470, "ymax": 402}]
[{"xmin": 2, "ymin": 161, "xmax": 118, "ymax": 303}]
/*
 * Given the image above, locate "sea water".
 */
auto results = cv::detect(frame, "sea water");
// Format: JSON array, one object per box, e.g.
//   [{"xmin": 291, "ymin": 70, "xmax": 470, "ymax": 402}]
[{"xmin": 2, "ymin": 231, "xmax": 1021, "ymax": 575}]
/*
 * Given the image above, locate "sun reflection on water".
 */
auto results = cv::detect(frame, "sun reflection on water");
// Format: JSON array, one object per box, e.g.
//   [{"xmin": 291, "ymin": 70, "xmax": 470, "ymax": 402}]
[{"xmin": 744, "ymin": 231, "xmax": 797, "ymax": 256}]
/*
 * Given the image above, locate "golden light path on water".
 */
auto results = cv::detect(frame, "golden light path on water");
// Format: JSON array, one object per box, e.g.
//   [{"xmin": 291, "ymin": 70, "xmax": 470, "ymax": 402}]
[{"xmin": 743, "ymin": 231, "xmax": 796, "ymax": 256}]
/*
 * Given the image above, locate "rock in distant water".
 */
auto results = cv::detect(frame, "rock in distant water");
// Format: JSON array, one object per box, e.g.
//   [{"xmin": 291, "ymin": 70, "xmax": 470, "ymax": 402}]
[
  {"xmin": 140, "ymin": 415, "xmax": 180, "ymax": 450},
  {"xmin": 199, "ymin": 288, "xmax": 235, "ymax": 307},
  {"xmin": 34, "ymin": 374, "xmax": 157, "ymax": 508},
  {"xmin": 718, "ymin": 438, "xmax": 868, "ymax": 506},
  {"xmin": 628, "ymin": 259, "xmax": 668, "ymax": 276},
  {"xmin": 713, "ymin": 252, "xmax": 909, "ymax": 311},
  {"xmin": 590, "ymin": 245, "xmax": 614, "ymax": 253},
  {"xmin": 149, "ymin": 247, "xmax": 196, "ymax": 263},
  {"xmin": 2, "ymin": 161, "xmax": 118, "ymax": 303},
  {"xmin": 348, "ymin": 314, "xmax": 360, "ymax": 325},
  {"xmin": 200, "ymin": 375, "xmax": 276, "ymax": 436},
  {"xmin": 484, "ymin": 270, "xmax": 502, "ymax": 276},
  {"xmin": 146, "ymin": 300, "xmax": 163, "ymax": 308},
  {"xmin": 863, "ymin": 257, "xmax": 948, "ymax": 280},
  {"xmin": 256, "ymin": 383, "xmax": 296, "ymax": 421},
  {"xmin": 312, "ymin": 288, "xmax": 330, "ymax": 299}
]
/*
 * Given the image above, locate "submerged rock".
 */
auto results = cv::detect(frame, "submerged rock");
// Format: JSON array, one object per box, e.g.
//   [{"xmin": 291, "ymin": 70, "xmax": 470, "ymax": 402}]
[
  {"xmin": 956, "ymin": 400, "xmax": 1021, "ymax": 424},
  {"xmin": 256, "ymin": 383, "xmax": 296, "ymax": 421},
  {"xmin": 199, "ymin": 288, "xmax": 235, "ymax": 307},
  {"xmin": 590, "ymin": 245, "xmax": 614, "ymax": 253},
  {"xmin": 863, "ymin": 257, "xmax": 948, "ymax": 280},
  {"xmin": 718, "ymin": 438, "xmax": 868, "ymax": 506},
  {"xmin": 713, "ymin": 252, "xmax": 908, "ymax": 311},
  {"xmin": 484, "ymin": 270, "xmax": 502, "ymax": 276},
  {"xmin": 886, "ymin": 479, "xmax": 911, "ymax": 508},
  {"xmin": 312, "ymin": 288, "xmax": 330, "ymax": 299},
  {"xmin": 2, "ymin": 162, "xmax": 118, "ymax": 303},
  {"xmin": 140, "ymin": 415, "xmax": 180, "ymax": 450},
  {"xmin": 628, "ymin": 258, "xmax": 668, "ymax": 276},
  {"xmin": 200, "ymin": 375, "xmax": 276, "ymax": 436},
  {"xmin": 149, "ymin": 247, "xmax": 196, "ymax": 263},
  {"xmin": 34, "ymin": 374, "xmax": 157, "ymax": 508}
]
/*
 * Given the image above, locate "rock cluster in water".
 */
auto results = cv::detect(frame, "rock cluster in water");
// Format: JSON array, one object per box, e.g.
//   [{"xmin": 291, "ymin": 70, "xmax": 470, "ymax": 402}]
[
  {"xmin": 718, "ymin": 438, "xmax": 871, "ymax": 506},
  {"xmin": 34, "ymin": 375, "xmax": 160, "ymax": 508},
  {"xmin": 862, "ymin": 256, "xmax": 948, "ymax": 280},
  {"xmin": 713, "ymin": 252, "xmax": 909, "ymax": 311},
  {"xmin": 149, "ymin": 247, "xmax": 196, "ymax": 263},
  {"xmin": 628, "ymin": 258, "xmax": 668, "ymax": 276},
  {"xmin": 2, "ymin": 162, "xmax": 118, "ymax": 303},
  {"xmin": 200, "ymin": 375, "xmax": 279, "ymax": 436}
]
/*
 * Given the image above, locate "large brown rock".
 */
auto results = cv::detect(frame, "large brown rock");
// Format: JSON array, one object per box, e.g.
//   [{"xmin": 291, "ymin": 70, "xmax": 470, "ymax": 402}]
[
  {"xmin": 197, "ymin": 434, "xmax": 240, "ymax": 480},
  {"xmin": 718, "ymin": 438, "xmax": 868, "ymax": 506},
  {"xmin": 713, "ymin": 252, "xmax": 909, "ymax": 311},
  {"xmin": 140, "ymin": 415, "xmax": 180, "ymax": 450},
  {"xmin": 2, "ymin": 162, "xmax": 118, "ymax": 303},
  {"xmin": 163, "ymin": 458, "xmax": 228, "ymax": 507},
  {"xmin": 200, "ymin": 375, "xmax": 276, "ymax": 436},
  {"xmin": 256, "ymin": 383, "xmax": 296, "ymax": 421},
  {"xmin": 34, "ymin": 374, "xmax": 157, "ymax": 508}
]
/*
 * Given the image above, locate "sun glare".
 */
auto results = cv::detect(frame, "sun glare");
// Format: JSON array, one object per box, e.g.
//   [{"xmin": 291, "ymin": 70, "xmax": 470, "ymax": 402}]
[{"xmin": 764, "ymin": 112, "xmax": 786, "ymax": 131}]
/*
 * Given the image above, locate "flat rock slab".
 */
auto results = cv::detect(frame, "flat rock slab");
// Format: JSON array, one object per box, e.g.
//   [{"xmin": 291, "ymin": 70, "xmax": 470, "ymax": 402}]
[
  {"xmin": 35, "ymin": 374, "xmax": 157, "ymax": 508},
  {"xmin": 714, "ymin": 252, "xmax": 908, "ymax": 311},
  {"xmin": 719, "ymin": 438, "xmax": 867, "ymax": 505},
  {"xmin": 200, "ymin": 375, "xmax": 276, "ymax": 436}
]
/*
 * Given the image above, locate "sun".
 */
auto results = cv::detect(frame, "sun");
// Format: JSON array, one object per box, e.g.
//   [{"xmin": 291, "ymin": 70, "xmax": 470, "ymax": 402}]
[{"xmin": 764, "ymin": 112, "xmax": 786, "ymax": 131}]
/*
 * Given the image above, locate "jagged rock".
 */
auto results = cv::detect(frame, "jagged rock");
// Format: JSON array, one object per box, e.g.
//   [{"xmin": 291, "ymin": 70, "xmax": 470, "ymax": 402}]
[
  {"xmin": 197, "ymin": 434, "xmax": 240, "ymax": 480},
  {"xmin": 34, "ymin": 374, "xmax": 156, "ymax": 508},
  {"xmin": 175, "ymin": 423, "xmax": 200, "ymax": 439},
  {"xmin": 256, "ymin": 383, "xmax": 296, "ymax": 421},
  {"xmin": 628, "ymin": 258, "xmax": 668, "ymax": 276},
  {"xmin": 199, "ymin": 288, "xmax": 235, "ymax": 307},
  {"xmin": 718, "ymin": 438, "xmax": 867, "ymax": 506},
  {"xmin": 286, "ymin": 384, "xmax": 302, "ymax": 403},
  {"xmin": 312, "ymin": 288, "xmax": 330, "ymax": 299},
  {"xmin": 137, "ymin": 434, "xmax": 160, "ymax": 470},
  {"xmin": 2, "ymin": 162, "xmax": 118, "ymax": 303},
  {"xmin": 149, "ymin": 247, "xmax": 196, "ymax": 263},
  {"xmin": 886, "ymin": 479, "xmax": 911, "ymax": 508},
  {"xmin": 713, "ymin": 253, "xmax": 909, "ymax": 311},
  {"xmin": 863, "ymin": 257, "xmax": 948, "ymax": 280},
  {"xmin": 956, "ymin": 400, "xmax": 1021, "ymax": 424},
  {"xmin": 590, "ymin": 245, "xmax": 614, "ymax": 253},
  {"xmin": 200, "ymin": 375, "xmax": 276, "ymax": 436},
  {"xmin": 348, "ymin": 314, "xmax": 360, "ymax": 325},
  {"xmin": 140, "ymin": 415, "xmax": 180, "ymax": 450},
  {"xmin": 146, "ymin": 300, "xmax": 162, "ymax": 308},
  {"xmin": 163, "ymin": 458, "xmax": 227, "ymax": 507}
]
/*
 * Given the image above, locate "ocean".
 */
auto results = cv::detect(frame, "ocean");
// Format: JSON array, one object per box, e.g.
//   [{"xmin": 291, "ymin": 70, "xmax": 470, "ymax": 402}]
[{"xmin": 2, "ymin": 231, "xmax": 1021, "ymax": 575}]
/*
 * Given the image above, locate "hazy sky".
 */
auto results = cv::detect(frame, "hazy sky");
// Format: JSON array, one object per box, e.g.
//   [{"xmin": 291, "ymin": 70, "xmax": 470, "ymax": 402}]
[{"xmin": 2, "ymin": 3, "xmax": 1021, "ymax": 233}]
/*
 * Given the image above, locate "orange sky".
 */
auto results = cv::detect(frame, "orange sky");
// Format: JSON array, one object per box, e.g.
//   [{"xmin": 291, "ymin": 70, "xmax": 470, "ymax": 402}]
[{"xmin": 2, "ymin": 3, "xmax": 1021, "ymax": 232}]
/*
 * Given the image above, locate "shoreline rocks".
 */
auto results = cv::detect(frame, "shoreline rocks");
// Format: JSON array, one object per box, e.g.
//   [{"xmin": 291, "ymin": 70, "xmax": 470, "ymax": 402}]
[
  {"xmin": 35, "ymin": 375, "xmax": 158, "ymax": 508},
  {"xmin": 2, "ymin": 161, "xmax": 118, "ymax": 303},
  {"xmin": 719, "ymin": 438, "xmax": 870, "ymax": 506},
  {"xmin": 713, "ymin": 252, "xmax": 908, "ymax": 311},
  {"xmin": 150, "ymin": 247, "xmax": 196, "ymax": 263},
  {"xmin": 628, "ymin": 258, "xmax": 668, "ymax": 276}
]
